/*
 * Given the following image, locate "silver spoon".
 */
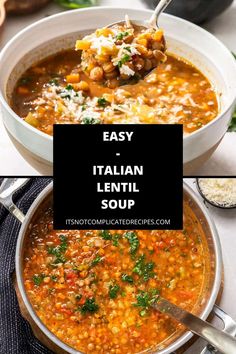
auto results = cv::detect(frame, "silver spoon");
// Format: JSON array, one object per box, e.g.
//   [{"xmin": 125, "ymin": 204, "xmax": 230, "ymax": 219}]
[
  {"xmin": 153, "ymin": 296, "xmax": 236, "ymax": 354},
  {"xmin": 107, "ymin": 0, "xmax": 173, "ymax": 80},
  {"xmin": 108, "ymin": 0, "xmax": 173, "ymax": 31}
]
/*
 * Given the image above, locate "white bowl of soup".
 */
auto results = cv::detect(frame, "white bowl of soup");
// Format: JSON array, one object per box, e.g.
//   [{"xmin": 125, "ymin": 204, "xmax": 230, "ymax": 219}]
[{"xmin": 0, "ymin": 7, "xmax": 235, "ymax": 174}]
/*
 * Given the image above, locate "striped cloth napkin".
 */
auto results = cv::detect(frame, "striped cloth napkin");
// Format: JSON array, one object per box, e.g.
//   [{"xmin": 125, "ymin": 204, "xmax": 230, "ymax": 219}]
[{"xmin": 0, "ymin": 178, "xmax": 53, "ymax": 354}]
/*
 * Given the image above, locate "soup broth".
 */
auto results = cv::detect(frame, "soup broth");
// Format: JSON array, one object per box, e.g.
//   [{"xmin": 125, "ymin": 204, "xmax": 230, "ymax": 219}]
[{"xmin": 12, "ymin": 49, "xmax": 218, "ymax": 136}]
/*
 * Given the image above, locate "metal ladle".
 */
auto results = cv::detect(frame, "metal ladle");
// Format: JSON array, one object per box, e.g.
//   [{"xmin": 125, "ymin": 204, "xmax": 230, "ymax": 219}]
[{"xmin": 153, "ymin": 296, "xmax": 236, "ymax": 354}]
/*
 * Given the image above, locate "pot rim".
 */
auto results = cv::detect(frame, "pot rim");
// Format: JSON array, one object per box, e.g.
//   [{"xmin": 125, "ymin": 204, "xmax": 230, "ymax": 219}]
[
  {"xmin": 15, "ymin": 181, "xmax": 223, "ymax": 354},
  {"xmin": 0, "ymin": 7, "xmax": 235, "ymax": 146}
]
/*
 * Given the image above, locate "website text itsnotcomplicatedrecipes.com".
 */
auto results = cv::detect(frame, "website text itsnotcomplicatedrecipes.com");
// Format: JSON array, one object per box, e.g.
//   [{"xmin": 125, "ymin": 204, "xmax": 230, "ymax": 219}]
[{"xmin": 65, "ymin": 218, "xmax": 171, "ymax": 227}]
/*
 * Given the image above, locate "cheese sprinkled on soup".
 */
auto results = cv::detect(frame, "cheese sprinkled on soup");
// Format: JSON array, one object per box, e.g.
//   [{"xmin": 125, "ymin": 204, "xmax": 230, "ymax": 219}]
[{"xmin": 12, "ymin": 50, "xmax": 218, "ymax": 136}]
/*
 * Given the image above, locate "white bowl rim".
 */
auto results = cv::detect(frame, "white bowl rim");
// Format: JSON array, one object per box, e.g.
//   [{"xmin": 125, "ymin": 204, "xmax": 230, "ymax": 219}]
[{"xmin": 0, "ymin": 6, "xmax": 236, "ymax": 144}]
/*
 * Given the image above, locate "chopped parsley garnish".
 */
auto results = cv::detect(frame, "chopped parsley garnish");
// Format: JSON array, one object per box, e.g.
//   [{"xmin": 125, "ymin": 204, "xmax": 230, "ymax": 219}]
[
  {"xmin": 124, "ymin": 47, "xmax": 132, "ymax": 53},
  {"xmin": 59, "ymin": 234, "xmax": 68, "ymax": 251},
  {"xmin": 47, "ymin": 234, "xmax": 68, "ymax": 264},
  {"xmin": 100, "ymin": 231, "xmax": 121, "ymax": 247},
  {"xmin": 118, "ymin": 54, "xmax": 131, "ymax": 68},
  {"xmin": 19, "ymin": 77, "xmax": 32, "ymax": 85},
  {"xmin": 65, "ymin": 84, "xmax": 73, "ymax": 90},
  {"xmin": 109, "ymin": 284, "xmax": 120, "ymax": 299},
  {"xmin": 49, "ymin": 78, "xmax": 59, "ymax": 86},
  {"xmin": 121, "ymin": 274, "xmax": 134, "ymax": 283},
  {"xmin": 91, "ymin": 255, "xmax": 102, "ymax": 267},
  {"xmin": 97, "ymin": 97, "xmax": 108, "ymax": 107},
  {"xmin": 124, "ymin": 231, "xmax": 139, "ymax": 255},
  {"xmin": 116, "ymin": 31, "xmax": 129, "ymax": 40},
  {"xmin": 79, "ymin": 298, "xmax": 99, "ymax": 314},
  {"xmin": 112, "ymin": 234, "xmax": 121, "ymax": 247},
  {"xmin": 133, "ymin": 255, "xmax": 155, "ymax": 281},
  {"xmin": 82, "ymin": 117, "xmax": 101, "ymax": 125},
  {"xmin": 60, "ymin": 85, "xmax": 75, "ymax": 99},
  {"xmin": 32, "ymin": 274, "xmax": 45, "ymax": 286},
  {"xmin": 133, "ymin": 289, "xmax": 160, "ymax": 316},
  {"xmin": 51, "ymin": 275, "xmax": 58, "ymax": 282},
  {"xmin": 100, "ymin": 230, "xmax": 112, "ymax": 240}
]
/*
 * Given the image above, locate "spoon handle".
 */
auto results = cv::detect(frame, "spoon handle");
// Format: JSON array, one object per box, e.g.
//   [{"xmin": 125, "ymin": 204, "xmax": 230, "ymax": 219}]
[
  {"xmin": 148, "ymin": 0, "xmax": 173, "ymax": 28},
  {"xmin": 0, "ymin": 178, "xmax": 30, "ymax": 223},
  {"xmin": 153, "ymin": 298, "xmax": 236, "ymax": 354}
]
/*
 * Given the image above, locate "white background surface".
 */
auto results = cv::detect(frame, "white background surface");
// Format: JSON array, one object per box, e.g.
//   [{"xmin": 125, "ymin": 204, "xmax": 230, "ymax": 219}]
[
  {"xmin": 185, "ymin": 178, "xmax": 236, "ymax": 354},
  {"xmin": 0, "ymin": 0, "xmax": 235, "ymax": 176}
]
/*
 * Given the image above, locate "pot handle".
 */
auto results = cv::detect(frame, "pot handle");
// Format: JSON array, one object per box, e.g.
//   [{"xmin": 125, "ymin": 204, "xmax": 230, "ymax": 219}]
[
  {"xmin": 200, "ymin": 305, "xmax": 236, "ymax": 354},
  {"xmin": 0, "ymin": 178, "xmax": 30, "ymax": 223}
]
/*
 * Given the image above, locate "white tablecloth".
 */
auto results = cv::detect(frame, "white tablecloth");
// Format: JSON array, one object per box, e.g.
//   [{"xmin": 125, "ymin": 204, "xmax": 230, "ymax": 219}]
[{"xmin": 0, "ymin": 0, "xmax": 235, "ymax": 175}]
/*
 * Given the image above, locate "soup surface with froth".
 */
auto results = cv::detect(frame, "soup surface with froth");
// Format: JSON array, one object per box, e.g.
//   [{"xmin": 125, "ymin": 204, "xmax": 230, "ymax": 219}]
[
  {"xmin": 12, "ymin": 49, "xmax": 218, "ymax": 136},
  {"xmin": 23, "ymin": 203, "xmax": 210, "ymax": 354}
]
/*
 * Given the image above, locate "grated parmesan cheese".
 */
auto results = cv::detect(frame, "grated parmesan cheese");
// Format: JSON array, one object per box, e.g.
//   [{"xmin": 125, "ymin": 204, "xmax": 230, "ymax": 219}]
[
  {"xmin": 119, "ymin": 64, "xmax": 135, "ymax": 76},
  {"xmin": 90, "ymin": 35, "xmax": 115, "ymax": 54},
  {"xmin": 198, "ymin": 178, "xmax": 236, "ymax": 207}
]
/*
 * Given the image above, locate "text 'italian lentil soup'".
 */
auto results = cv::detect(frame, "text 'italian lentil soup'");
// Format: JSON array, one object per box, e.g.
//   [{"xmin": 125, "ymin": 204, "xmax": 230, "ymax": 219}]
[
  {"xmin": 23, "ymin": 203, "xmax": 210, "ymax": 354},
  {"xmin": 11, "ymin": 48, "xmax": 218, "ymax": 136}
]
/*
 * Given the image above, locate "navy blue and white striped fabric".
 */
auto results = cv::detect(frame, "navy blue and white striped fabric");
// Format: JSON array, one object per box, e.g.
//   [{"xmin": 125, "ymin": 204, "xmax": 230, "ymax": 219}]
[{"xmin": 0, "ymin": 178, "xmax": 53, "ymax": 354}]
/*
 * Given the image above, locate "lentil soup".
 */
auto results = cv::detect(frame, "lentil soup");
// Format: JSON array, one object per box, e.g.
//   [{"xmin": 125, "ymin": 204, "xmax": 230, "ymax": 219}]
[
  {"xmin": 12, "ymin": 48, "xmax": 218, "ymax": 136},
  {"xmin": 23, "ymin": 203, "xmax": 210, "ymax": 354}
]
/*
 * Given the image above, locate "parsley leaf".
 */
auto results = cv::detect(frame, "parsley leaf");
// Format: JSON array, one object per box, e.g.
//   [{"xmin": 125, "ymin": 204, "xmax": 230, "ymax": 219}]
[
  {"xmin": 133, "ymin": 289, "xmax": 160, "ymax": 316},
  {"xmin": 79, "ymin": 298, "xmax": 99, "ymax": 314},
  {"xmin": 19, "ymin": 77, "xmax": 32, "ymax": 85},
  {"xmin": 100, "ymin": 230, "xmax": 112, "ymax": 240},
  {"xmin": 124, "ymin": 47, "xmax": 132, "ymax": 53},
  {"xmin": 82, "ymin": 117, "xmax": 101, "ymax": 125},
  {"xmin": 97, "ymin": 97, "xmax": 108, "ymax": 107},
  {"xmin": 112, "ymin": 234, "xmax": 121, "ymax": 247},
  {"xmin": 49, "ymin": 78, "xmax": 59, "ymax": 86},
  {"xmin": 124, "ymin": 231, "xmax": 139, "ymax": 255},
  {"xmin": 32, "ymin": 274, "xmax": 45, "ymax": 286},
  {"xmin": 121, "ymin": 274, "xmax": 134, "ymax": 283},
  {"xmin": 51, "ymin": 275, "xmax": 58, "ymax": 282},
  {"xmin": 133, "ymin": 255, "xmax": 155, "ymax": 281},
  {"xmin": 116, "ymin": 31, "xmax": 129, "ymax": 40},
  {"xmin": 91, "ymin": 255, "xmax": 102, "ymax": 267},
  {"xmin": 118, "ymin": 54, "xmax": 131, "ymax": 68},
  {"xmin": 109, "ymin": 284, "xmax": 120, "ymax": 299},
  {"xmin": 65, "ymin": 84, "xmax": 73, "ymax": 90},
  {"xmin": 47, "ymin": 234, "xmax": 68, "ymax": 264}
]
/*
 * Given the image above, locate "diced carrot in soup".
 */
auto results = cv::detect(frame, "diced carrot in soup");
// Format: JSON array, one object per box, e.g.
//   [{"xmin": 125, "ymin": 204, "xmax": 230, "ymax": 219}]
[{"xmin": 23, "ymin": 203, "xmax": 210, "ymax": 353}]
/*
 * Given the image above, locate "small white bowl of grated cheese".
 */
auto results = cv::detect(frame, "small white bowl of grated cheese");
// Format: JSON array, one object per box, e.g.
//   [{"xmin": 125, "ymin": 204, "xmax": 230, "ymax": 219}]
[{"xmin": 197, "ymin": 178, "xmax": 236, "ymax": 209}]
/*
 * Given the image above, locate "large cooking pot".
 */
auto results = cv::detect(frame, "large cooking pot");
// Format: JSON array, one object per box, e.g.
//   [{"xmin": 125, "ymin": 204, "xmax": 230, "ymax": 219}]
[{"xmin": 0, "ymin": 179, "xmax": 236, "ymax": 354}]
